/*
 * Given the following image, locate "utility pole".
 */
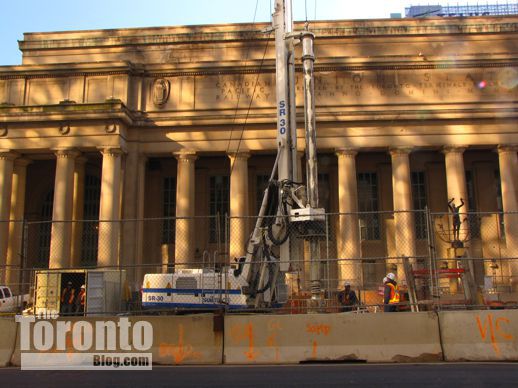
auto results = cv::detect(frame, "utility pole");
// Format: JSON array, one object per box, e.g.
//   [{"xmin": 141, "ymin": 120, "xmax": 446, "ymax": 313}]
[{"xmin": 273, "ymin": 0, "xmax": 298, "ymax": 273}]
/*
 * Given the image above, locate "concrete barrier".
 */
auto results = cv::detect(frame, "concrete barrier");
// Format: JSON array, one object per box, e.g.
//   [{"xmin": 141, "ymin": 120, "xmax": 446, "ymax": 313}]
[
  {"xmin": 224, "ymin": 312, "xmax": 442, "ymax": 364},
  {"xmin": 439, "ymin": 310, "xmax": 518, "ymax": 361},
  {"xmin": 11, "ymin": 314, "xmax": 223, "ymax": 366},
  {"xmin": 0, "ymin": 318, "xmax": 17, "ymax": 367},
  {"xmin": 146, "ymin": 314, "xmax": 223, "ymax": 365}
]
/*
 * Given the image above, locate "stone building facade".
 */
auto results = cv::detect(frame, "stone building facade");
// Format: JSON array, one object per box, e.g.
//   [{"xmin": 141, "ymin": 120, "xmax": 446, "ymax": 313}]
[{"xmin": 1, "ymin": 17, "xmax": 518, "ymax": 290}]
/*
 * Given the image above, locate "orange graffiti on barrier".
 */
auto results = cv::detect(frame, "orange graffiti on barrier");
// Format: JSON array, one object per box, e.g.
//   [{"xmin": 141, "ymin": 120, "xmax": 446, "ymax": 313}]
[
  {"xmin": 266, "ymin": 319, "xmax": 281, "ymax": 362},
  {"xmin": 311, "ymin": 340, "xmax": 318, "ymax": 358},
  {"xmin": 244, "ymin": 322, "xmax": 258, "ymax": 361},
  {"xmin": 306, "ymin": 323, "xmax": 331, "ymax": 359},
  {"xmin": 159, "ymin": 323, "xmax": 202, "ymax": 364},
  {"xmin": 229, "ymin": 322, "xmax": 259, "ymax": 361},
  {"xmin": 48, "ymin": 329, "xmax": 75, "ymax": 361},
  {"xmin": 476, "ymin": 314, "xmax": 515, "ymax": 356},
  {"xmin": 306, "ymin": 324, "xmax": 331, "ymax": 336}
]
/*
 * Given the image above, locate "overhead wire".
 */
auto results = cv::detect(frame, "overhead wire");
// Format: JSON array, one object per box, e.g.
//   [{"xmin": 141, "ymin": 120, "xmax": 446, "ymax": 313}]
[
  {"xmin": 228, "ymin": 33, "xmax": 272, "ymax": 178},
  {"xmin": 225, "ymin": 0, "xmax": 260, "ymax": 160},
  {"xmin": 227, "ymin": 0, "xmax": 272, "ymax": 178}
]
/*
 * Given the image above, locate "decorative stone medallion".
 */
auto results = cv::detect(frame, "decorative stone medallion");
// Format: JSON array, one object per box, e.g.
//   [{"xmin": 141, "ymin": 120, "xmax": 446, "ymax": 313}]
[
  {"xmin": 59, "ymin": 124, "xmax": 70, "ymax": 135},
  {"xmin": 105, "ymin": 123, "xmax": 118, "ymax": 133},
  {"xmin": 152, "ymin": 78, "xmax": 171, "ymax": 107}
]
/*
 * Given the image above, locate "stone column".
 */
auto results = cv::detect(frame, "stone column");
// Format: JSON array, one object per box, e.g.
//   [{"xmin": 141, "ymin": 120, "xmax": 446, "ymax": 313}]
[
  {"xmin": 174, "ymin": 151, "xmax": 197, "ymax": 266},
  {"xmin": 6, "ymin": 158, "xmax": 31, "ymax": 288},
  {"xmin": 70, "ymin": 156, "xmax": 87, "ymax": 268},
  {"xmin": 49, "ymin": 149, "xmax": 79, "ymax": 269},
  {"xmin": 390, "ymin": 148, "xmax": 417, "ymax": 270},
  {"xmin": 228, "ymin": 152, "xmax": 250, "ymax": 260},
  {"xmin": 0, "ymin": 151, "xmax": 17, "ymax": 282},
  {"xmin": 121, "ymin": 150, "xmax": 147, "ymax": 284},
  {"xmin": 97, "ymin": 147, "xmax": 123, "ymax": 268},
  {"xmin": 443, "ymin": 146, "xmax": 469, "ymax": 240},
  {"xmin": 444, "ymin": 146, "xmax": 468, "ymax": 205},
  {"xmin": 443, "ymin": 146, "xmax": 469, "ymax": 293},
  {"xmin": 497, "ymin": 145, "xmax": 518, "ymax": 283},
  {"xmin": 336, "ymin": 149, "xmax": 361, "ymax": 286}
]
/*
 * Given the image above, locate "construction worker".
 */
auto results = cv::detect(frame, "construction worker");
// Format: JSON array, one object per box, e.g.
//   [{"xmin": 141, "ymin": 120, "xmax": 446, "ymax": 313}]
[
  {"xmin": 383, "ymin": 273, "xmax": 400, "ymax": 312},
  {"xmin": 60, "ymin": 281, "xmax": 75, "ymax": 315},
  {"xmin": 75, "ymin": 284, "xmax": 86, "ymax": 315},
  {"xmin": 337, "ymin": 282, "xmax": 358, "ymax": 312}
]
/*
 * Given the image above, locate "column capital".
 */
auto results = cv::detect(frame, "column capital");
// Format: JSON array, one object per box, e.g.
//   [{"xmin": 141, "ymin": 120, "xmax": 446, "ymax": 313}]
[
  {"xmin": 53, "ymin": 148, "xmax": 80, "ymax": 159},
  {"xmin": 98, "ymin": 146, "xmax": 125, "ymax": 156},
  {"xmin": 14, "ymin": 157, "xmax": 32, "ymax": 168},
  {"xmin": 0, "ymin": 150, "xmax": 19, "ymax": 161},
  {"xmin": 227, "ymin": 151, "xmax": 251, "ymax": 161},
  {"xmin": 442, "ymin": 145, "xmax": 467, "ymax": 154},
  {"xmin": 389, "ymin": 147, "xmax": 413, "ymax": 157},
  {"xmin": 497, "ymin": 144, "xmax": 518, "ymax": 154},
  {"xmin": 174, "ymin": 150, "xmax": 198, "ymax": 163},
  {"xmin": 335, "ymin": 148, "xmax": 358, "ymax": 158}
]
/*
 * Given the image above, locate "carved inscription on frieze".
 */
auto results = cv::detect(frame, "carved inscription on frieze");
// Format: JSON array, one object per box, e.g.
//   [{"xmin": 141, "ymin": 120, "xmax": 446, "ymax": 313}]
[{"xmin": 194, "ymin": 67, "xmax": 518, "ymax": 109}]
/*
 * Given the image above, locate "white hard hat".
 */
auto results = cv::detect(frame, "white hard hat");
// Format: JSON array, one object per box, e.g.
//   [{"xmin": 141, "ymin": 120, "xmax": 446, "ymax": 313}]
[
  {"xmin": 80, "ymin": 284, "xmax": 85, "ymax": 289},
  {"xmin": 387, "ymin": 273, "xmax": 396, "ymax": 281},
  {"xmin": 383, "ymin": 277, "xmax": 388, "ymax": 283}
]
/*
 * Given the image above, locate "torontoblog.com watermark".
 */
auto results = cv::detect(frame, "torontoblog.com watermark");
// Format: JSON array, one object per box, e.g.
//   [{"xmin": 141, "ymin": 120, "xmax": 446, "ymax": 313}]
[{"xmin": 15, "ymin": 313, "xmax": 153, "ymax": 370}]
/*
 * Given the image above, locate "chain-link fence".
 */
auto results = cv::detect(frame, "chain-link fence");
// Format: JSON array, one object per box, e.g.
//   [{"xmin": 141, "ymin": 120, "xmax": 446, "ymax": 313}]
[{"xmin": 1, "ymin": 210, "xmax": 518, "ymax": 315}]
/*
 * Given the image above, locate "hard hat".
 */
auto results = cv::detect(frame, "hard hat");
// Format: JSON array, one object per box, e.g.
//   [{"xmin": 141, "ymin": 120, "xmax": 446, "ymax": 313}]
[
  {"xmin": 387, "ymin": 273, "xmax": 396, "ymax": 281},
  {"xmin": 80, "ymin": 285, "xmax": 85, "ymax": 289},
  {"xmin": 383, "ymin": 277, "xmax": 388, "ymax": 283},
  {"xmin": 67, "ymin": 281, "xmax": 72, "ymax": 285},
  {"xmin": 344, "ymin": 282, "xmax": 350, "ymax": 287}
]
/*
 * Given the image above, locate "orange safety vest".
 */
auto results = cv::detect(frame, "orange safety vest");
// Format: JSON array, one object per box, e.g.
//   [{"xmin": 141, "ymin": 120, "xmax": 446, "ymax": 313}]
[
  {"xmin": 387, "ymin": 283, "xmax": 400, "ymax": 304},
  {"xmin": 61, "ymin": 288, "xmax": 75, "ymax": 304},
  {"xmin": 79, "ymin": 290, "xmax": 85, "ymax": 306}
]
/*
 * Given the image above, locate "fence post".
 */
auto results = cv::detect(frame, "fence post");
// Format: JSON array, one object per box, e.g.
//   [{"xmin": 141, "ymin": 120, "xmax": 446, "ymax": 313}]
[
  {"xmin": 21, "ymin": 219, "xmax": 29, "ymax": 295},
  {"xmin": 325, "ymin": 213, "xmax": 330, "ymax": 293},
  {"xmin": 425, "ymin": 207, "xmax": 440, "ymax": 311}
]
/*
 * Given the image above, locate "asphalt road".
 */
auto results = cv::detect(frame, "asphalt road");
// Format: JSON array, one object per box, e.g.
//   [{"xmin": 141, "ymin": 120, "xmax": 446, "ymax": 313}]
[{"xmin": 1, "ymin": 363, "xmax": 517, "ymax": 388}]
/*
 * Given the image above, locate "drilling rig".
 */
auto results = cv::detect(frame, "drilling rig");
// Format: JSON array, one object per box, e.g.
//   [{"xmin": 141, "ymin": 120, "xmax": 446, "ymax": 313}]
[{"xmin": 141, "ymin": 0, "xmax": 325, "ymax": 310}]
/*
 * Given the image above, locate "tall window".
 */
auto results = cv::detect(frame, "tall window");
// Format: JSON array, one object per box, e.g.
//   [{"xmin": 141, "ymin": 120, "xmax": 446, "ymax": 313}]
[
  {"xmin": 465, "ymin": 171, "xmax": 481, "ymax": 238},
  {"xmin": 209, "ymin": 175, "xmax": 229, "ymax": 243},
  {"xmin": 37, "ymin": 190, "xmax": 54, "ymax": 268},
  {"xmin": 318, "ymin": 173, "xmax": 330, "ymax": 212},
  {"xmin": 162, "ymin": 177, "xmax": 176, "ymax": 244},
  {"xmin": 411, "ymin": 171, "xmax": 428, "ymax": 239},
  {"xmin": 357, "ymin": 172, "xmax": 380, "ymax": 240},
  {"xmin": 81, "ymin": 174, "xmax": 101, "ymax": 266}
]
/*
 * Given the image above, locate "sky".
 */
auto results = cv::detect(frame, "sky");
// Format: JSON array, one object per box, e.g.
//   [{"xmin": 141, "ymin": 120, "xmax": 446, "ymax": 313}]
[{"xmin": 0, "ymin": 0, "xmax": 513, "ymax": 65}]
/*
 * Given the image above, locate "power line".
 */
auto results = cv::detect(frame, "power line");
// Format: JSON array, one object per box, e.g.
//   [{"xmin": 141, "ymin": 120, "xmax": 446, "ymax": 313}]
[{"xmin": 226, "ymin": 0, "xmax": 268, "ymax": 178}]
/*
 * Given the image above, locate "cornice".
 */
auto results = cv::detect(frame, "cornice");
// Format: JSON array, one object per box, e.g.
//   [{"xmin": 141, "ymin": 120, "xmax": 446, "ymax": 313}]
[
  {"xmin": 17, "ymin": 18, "xmax": 518, "ymax": 52},
  {"xmin": 0, "ymin": 101, "xmax": 135, "ymax": 125},
  {"xmin": 3, "ymin": 60, "xmax": 518, "ymax": 82}
]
